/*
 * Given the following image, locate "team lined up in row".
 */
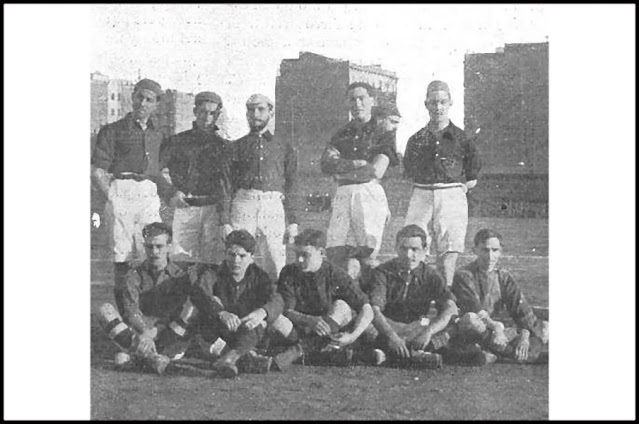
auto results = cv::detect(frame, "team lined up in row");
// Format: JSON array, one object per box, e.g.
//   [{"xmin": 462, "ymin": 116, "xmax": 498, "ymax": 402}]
[
  {"xmin": 91, "ymin": 77, "xmax": 479, "ymax": 291},
  {"xmin": 98, "ymin": 222, "xmax": 548, "ymax": 377}
]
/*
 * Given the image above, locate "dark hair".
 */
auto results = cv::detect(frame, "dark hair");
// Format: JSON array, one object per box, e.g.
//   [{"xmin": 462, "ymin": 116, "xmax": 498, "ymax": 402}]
[
  {"xmin": 347, "ymin": 82, "xmax": 375, "ymax": 97},
  {"xmin": 294, "ymin": 229, "xmax": 326, "ymax": 248},
  {"xmin": 225, "ymin": 229, "xmax": 257, "ymax": 254},
  {"xmin": 473, "ymin": 229, "xmax": 503, "ymax": 247},
  {"xmin": 142, "ymin": 222, "xmax": 173, "ymax": 243},
  {"xmin": 395, "ymin": 224, "xmax": 428, "ymax": 247},
  {"xmin": 195, "ymin": 99, "xmax": 223, "ymax": 109}
]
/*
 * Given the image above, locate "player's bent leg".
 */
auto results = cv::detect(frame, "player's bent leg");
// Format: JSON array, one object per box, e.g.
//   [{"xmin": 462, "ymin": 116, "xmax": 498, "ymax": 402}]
[
  {"xmin": 213, "ymin": 325, "xmax": 267, "ymax": 378},
  {"xmin": 325, "ymin": 299, "xmax": 354, "ymax": 331},
  {"xmin": 155, "ymin": 303, "xmax": 197, "ymax": 361},
  {"xmin": 98, "ymin": 303, "xmax": 170, "ymax": 374},
  {"xmin": 98, "ymin": 303, "xmax": 136, "ymax": 353}
]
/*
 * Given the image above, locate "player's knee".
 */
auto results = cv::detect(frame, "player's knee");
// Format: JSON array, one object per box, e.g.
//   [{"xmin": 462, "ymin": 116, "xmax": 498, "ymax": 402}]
[
  {"xmin": 269, "ymin": 314, "xmax": 294, "ymax": 338},
  {"xmin": 327, "ymin": 300, "xmax": 353, "ymax": 328},
  {"xmin": 458, "ymin": 312, "xmax": 487, "ymax": 336},
  {"xmin": 98, "ymin": 303, "xmax": 134, "ymax": 350}
]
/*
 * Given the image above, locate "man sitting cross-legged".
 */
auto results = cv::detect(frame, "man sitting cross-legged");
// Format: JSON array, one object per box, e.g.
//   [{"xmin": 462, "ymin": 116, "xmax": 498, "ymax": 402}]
[
  {"xmin": 270, "ymin": 229, "xmax": 374, "ymax": 370},
  {"xmin": 188, "ymin": 229, "xmax": 285, "ymax": 378},
  {"xmin": 447, "ymin": 228, "xmax": 549, "ymax": 364},
  {"xmin": 97, "ymin": 222, "xmax": 200, "ymax": 375},
  {"xmin": 363, "ymin": 224, "xmax": 461, "ymax": 369}
]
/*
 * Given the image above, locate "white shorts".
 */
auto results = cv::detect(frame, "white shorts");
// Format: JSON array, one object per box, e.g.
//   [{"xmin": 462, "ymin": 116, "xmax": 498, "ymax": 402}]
[
  {"xmin": 171, "ymin": 205, "xmax": 224, "ymax": 264},
  {"xmin": 326, "ymin": 180, "xmax": 391, "ymax": 258},
  {"xmin": 104, "ymin": 179, "xmax": 162, "ymax": 262},
  {"xmin": 230, "ymin": 189, "xmax": 286, "ymax": 279},
  {"xmin": 404, "ymin": 185, "xmax": 468, "ymax": 254}
]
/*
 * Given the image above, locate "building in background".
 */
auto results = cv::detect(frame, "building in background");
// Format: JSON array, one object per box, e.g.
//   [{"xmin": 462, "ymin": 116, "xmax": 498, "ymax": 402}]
[
  {"xmin": 464, "ymin": 42, "xmax": 548, "ymax": 175},
  {"xmin": 275, "ymin": 52, "xmax": 399, "ymax": 175},
  {"xmin": 463, "ymin": 42, "xmax": 548, "ymax": 218},
  {"xmin": 90, "ymin": 72, "xmax": 109, "ymax": 134}
]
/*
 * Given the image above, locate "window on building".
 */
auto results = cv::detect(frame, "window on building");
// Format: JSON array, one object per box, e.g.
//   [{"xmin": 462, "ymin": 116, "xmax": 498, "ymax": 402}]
[
  {"xmin": 111, "ymin": 93, "xmax": 115, "ymax": 100},
  {"xmin": 111, "ymin": 109, "xmax": 115, "ymax": 116},
  {"xmin": 118, "ymin": 93, "xmax": 121, "ymax": 101}
]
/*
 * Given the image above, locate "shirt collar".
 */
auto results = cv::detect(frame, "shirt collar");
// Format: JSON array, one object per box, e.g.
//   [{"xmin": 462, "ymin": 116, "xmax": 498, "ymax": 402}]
[
  {"xmin": 192, "ymin": 121, "xmax": 220, "ymax": 133},
  {"xmin": 389, "ymin": 257, "xmax": 425, "ymax": 278},
  {"xmin": 469, "ymin": 259, "xmax": 499, "ymax": 276},
  {"xmin": 250, "ymin": 129, "xmax": 273, "ymax": 141},
  {"xmin": 347, "ymin": 118, "xmax": 377, "ymax": 134},
  {"xmin": 126, "ymin": 112, "xmax": 156, "ymax": 131},
  {"xmin": 142, "ymin": 258, "xmax": 182, "ymax": 278},
  {"xmin": 425, "ymin": 120, "xmax": 456, "ymax": 136}
]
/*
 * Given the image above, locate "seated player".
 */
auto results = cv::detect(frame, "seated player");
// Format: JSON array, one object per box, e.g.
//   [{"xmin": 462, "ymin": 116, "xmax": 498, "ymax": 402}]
[
  {"xmin": 189, "ymin": 229, "xmax": 285, "ymax": 378},
  {"xmin": 365, "ymin": 225, "xmax": 460, "ymax": 369},
  {"xmin": 272, "ymin": 229, "xmax": 374, "ymax": 369},
  {"xmin": 97, "ymin": 222, "xmax": 199, "ymax": 375},
  {"xmin": 450, "ymin": 228, "xmax": 549, "ymax": 364}
]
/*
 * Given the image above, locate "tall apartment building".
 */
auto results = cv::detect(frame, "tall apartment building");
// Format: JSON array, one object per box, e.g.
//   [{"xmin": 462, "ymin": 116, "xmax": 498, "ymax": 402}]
[
  {"xmin": 275, "ymin": 52, "xmax": 399, "ymax": 174},
  {"xmin": 464, "ymin": 42, "xmax": 549, "ymax": 175},
  {"xmin": 90, "ymin": 72, "xmax": 109, "ymax": 133}
]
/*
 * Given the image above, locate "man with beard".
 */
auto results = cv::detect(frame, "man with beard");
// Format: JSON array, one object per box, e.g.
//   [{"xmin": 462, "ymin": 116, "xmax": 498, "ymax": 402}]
[
  {"xmin": 227, "ymin": 94, "xmax": 299, "ymax": 280},
  {"xmin": 160, "ymin": 91, "xmax": 232, "ymax": 266},
  {"xmin": 92, "ymin": 78, "xmax": 176, "ymax": 304}
]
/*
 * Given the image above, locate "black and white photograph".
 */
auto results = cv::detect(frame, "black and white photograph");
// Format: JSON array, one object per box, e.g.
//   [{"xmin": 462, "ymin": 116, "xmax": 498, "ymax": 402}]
[{"xmin": 4, "ymin": 4, "xmax": 635, "ymax": 421}]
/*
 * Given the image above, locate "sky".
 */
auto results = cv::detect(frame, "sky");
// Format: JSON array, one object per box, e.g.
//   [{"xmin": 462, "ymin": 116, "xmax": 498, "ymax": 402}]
[{"xmin": 91, "ymin": 4, "xmax": 549, "ymax": 152}]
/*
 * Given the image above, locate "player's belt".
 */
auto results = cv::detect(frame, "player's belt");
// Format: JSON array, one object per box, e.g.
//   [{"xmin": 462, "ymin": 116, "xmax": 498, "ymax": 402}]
[
  {"xmin": 337, "ymin": 179, "xmax": 369, "ymax": 187},
  {"xmin": 184, "ymin": 195, "xmax": 222, "ymax": 207},
  {"xmin": 413, "ymin": 182, "xmax": 464, "ymax": 190},
  {"xmin": 113, "ymin": 172, "xmax": 148, "ymax": 182}
]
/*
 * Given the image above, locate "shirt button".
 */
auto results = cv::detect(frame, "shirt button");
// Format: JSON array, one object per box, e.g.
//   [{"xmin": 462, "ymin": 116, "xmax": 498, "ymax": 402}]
[
  {"xmin": 435, "ymin": 153, "xmax": 439, "ymax": 157},
  {"xmin": 260, "ymin": 156, "xmax": 264, "ymax": 161},
  {"xmin": 436, "ymin": 141, "xmax": 440, "ymax": 145},
  {"xmin": 353, "ymin": 147, "xmax": 358, "ymax": 151}
]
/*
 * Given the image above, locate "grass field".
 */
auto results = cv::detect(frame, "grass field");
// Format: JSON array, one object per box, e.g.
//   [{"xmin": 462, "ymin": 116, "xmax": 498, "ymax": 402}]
[{"xmin": 91, "ymin": 209, "xmax": 548, "ymax": 420}]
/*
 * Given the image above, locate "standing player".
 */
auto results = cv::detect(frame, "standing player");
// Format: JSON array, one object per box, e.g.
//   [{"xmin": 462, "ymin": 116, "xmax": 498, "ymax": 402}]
[
  {"xmin": 451, "ymin": 228, "xmax": 549, "ymax": 363},
  {"xmin": 91, "ymin": 78, "xmax": 176, "ymax": 292},
  {"xmin": 403, "ymin": 80, "xmax": 482, "ymax": 286},
  {"xmin": 365, "ymin": 225, "xmax": 459, "ymax": 368},
  {"xmin": 320, "ymin": 82, "xmax": 399, "ymax": 269},
  {"xmin": 97, "ymin": 223, "xmax": 197, "ymax": 375},
  {"xmin": 160, "ymin": 91, "xmax": 232, "ymax": 266},
  {"xmin": 227, "ymin": 94, "xmax": 299, "ymax": 281}
]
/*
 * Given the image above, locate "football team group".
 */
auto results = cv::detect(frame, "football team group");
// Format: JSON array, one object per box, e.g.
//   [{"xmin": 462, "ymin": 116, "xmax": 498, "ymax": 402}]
[{"xmin": 92, "ymin": 77, "xmax": 549, "ymax": 378}]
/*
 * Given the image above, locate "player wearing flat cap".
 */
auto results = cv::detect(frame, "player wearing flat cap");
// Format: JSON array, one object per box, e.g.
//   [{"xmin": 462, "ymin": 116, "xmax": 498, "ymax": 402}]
[
  {"xmin": 92, "ymin": 78, "xmax": 177, "ymax": 301},
  {"xmin": 227, "ymin": 94, "xmax": 299, "ymax": 281},
  {"xmin": 320, "ymin": 82, "xmax": 399, "ymax": 270},
  {"xmin": 159, "ymin": 91, "xmax": 232, "ymax": 266},
  {"xmin": 403, "ymin": 80, "xmax": 482, "ymax": 287}
]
